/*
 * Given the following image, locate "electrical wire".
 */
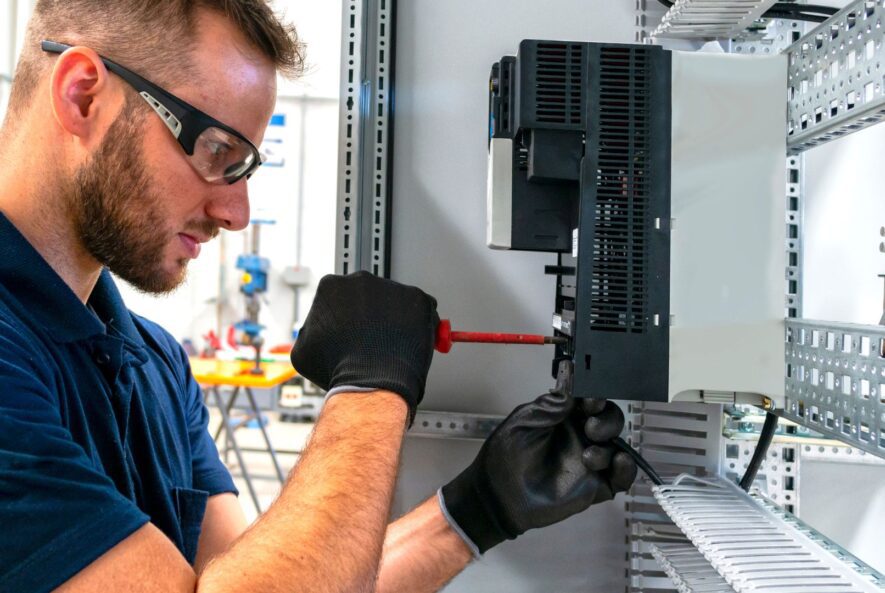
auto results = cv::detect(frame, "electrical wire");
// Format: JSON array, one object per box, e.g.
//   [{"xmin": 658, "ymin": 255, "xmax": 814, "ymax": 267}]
[
  {"xmin": 764, "ymin": 10, "xmax": 828, "ymax": 22},
  {"xmin": 738, "ymin": 412, "xmax": 779, "ymax": 491},
  {"xmin": 613, "ymin": 437, "xmax": 664, "ymax": 486},
  {"xmin": 774, "ymin": 3, "xmax": 838, "ymax": 15}
]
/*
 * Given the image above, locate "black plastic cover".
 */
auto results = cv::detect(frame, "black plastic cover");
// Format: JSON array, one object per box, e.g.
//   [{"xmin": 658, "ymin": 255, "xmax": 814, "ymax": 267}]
[{"xmin": 490, "ymin": 40, "xmax": 672, "ymax": 401}]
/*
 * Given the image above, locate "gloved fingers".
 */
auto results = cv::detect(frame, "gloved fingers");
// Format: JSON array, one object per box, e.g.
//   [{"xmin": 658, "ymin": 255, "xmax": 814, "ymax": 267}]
[
  {"xmin": 581, "ymin": 444, "xmax": 613, "ymax": 472},
  {"xmin": 583, "ymin": 401, "xmax": 625, "ymax": 443},
  {"xmin": 577, "ymin": 398, "xmax": 606, "ymax": 416},
  {"xmin": 516, "ymin": 388, "xmax": 575, "ymax": 426},
  {"xmin": 607, "ymin": 451, "xmax": 639, "ymax": 493}
]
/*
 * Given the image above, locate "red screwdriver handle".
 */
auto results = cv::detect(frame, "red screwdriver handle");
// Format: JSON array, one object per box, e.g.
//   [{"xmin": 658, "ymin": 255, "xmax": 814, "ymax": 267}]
[
  {"xmin": 435, "ymin": 319, "xmax": 561, "ymax": 353},
  {"xmin": 435, "ymin": 319, "xmax": 454, "ymax": 353}
]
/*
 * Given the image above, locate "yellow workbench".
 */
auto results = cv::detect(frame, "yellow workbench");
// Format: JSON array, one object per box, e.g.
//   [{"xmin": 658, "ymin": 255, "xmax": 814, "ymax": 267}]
[
  {"xmin": 190, "ymin": 358, "xmax": 298, "ymax": 514},
  {"xmin": 190, "ymin": 358, "xmax": 296, "ymax": 388}
]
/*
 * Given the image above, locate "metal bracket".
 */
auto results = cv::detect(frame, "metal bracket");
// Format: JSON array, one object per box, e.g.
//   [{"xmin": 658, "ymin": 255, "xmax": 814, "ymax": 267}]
[
  {"xmin": 787, "ymin": 0, "xmax": 885, "ymax": 153},
  {"xmin": 336, "ymin": 0, "xmax": 396, "ymax": 277},
  {"xmin": 783, "ymin": 319, "xmax": 885, "ymax": 458},
  {"xmin": 722, "ymin": 437, "xmax": 800, "ymax": 514}
]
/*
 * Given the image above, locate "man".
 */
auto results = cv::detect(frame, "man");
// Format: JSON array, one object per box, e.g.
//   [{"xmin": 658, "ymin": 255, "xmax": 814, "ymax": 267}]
[{"xmin": 0, "ymin": 1, "xmax": 637, "ymax": 591}]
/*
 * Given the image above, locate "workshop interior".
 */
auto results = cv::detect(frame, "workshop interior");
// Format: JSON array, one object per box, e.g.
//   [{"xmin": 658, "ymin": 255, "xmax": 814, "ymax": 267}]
[{"xmin": 3, "ymin": 0, "xmax": 884, "ymax": 591}]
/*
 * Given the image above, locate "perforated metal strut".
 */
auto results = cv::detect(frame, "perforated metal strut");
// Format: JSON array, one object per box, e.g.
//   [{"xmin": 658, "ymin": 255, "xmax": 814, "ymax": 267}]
[{"xmin": 336, "ymin": 0, "xmax": 396, "ymax": 277}]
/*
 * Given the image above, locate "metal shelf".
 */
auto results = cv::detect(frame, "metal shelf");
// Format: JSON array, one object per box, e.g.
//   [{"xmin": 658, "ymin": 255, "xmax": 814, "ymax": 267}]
[
  {"xmin": 653, "ymin": 474, "xmax": 885, "ymax": 592},
  {"xmin": 783, "ymin": 319, "xmax": 885, "ymax": 458},
  {"xmin": 787, "ymin": 0, "xmax": 885, "ymax": 153}
]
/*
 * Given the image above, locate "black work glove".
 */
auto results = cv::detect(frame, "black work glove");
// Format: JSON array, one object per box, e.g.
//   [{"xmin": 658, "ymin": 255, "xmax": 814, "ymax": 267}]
[
  {"xmin": 439, "ymin": 360, "xmax": 637, "ymax": 555},
  {"xmin": 290, "ymin": 271, "xmax": 439, "ymax": 423}
]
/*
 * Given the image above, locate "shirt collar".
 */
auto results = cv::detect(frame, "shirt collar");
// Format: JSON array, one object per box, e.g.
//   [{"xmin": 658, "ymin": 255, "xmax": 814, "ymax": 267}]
[{"xmin": 0, "ymin": 213, "xmax": 145, "ymax": 347}]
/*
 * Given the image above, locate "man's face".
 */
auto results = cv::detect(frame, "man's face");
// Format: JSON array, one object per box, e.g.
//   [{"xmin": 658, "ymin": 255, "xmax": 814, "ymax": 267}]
[{"xmin": 67, "ymin": 11, "xmax": 277, "ymax": 294}]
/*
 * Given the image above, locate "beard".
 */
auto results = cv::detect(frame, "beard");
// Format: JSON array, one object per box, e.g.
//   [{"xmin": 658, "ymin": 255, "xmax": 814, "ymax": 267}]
[{"xmin": 65, "ymin": 97, "xmax": 218, "ymax": 295}]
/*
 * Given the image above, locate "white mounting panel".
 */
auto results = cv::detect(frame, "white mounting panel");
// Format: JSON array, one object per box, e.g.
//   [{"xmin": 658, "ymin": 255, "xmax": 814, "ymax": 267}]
[
  {"xmin": 654, "ymin": 474, "xmax": 885, "ymax": 592},
  {"xmin": 783, "ymin": 319, "xmax": 885, "ymax": 457},
  {"xmin": 787, "ymin": 0, "xmax": 885, "ymax": 153},
  {"xmin": 652, "ymin": 0, "xmax": 778, "ymax": 40}
]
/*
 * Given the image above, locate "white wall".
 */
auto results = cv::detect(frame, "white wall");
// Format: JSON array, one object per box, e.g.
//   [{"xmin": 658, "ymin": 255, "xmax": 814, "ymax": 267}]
[{"xmin": 0, "ymin": 1, "xmax": 342, "ymax": 349}]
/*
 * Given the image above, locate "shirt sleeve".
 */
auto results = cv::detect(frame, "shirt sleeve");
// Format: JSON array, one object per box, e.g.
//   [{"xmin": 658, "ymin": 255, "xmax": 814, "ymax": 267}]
[
  {"xmin": 179, "ymin": 350, "xmax": 238, "ymax": 498},
  {"xmin": 0, "ymin": 326, "xmax": 149, "ymax": 592}
]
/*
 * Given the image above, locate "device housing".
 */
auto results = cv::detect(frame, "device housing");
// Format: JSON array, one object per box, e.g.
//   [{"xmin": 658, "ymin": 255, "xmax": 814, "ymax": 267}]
[{"xmin": 487, "ymin": 40, "xmax": 787, "ymax": 405}]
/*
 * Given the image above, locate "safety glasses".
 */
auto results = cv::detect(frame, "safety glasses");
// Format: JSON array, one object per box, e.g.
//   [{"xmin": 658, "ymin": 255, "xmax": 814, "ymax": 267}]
[{"xmin": 42, "ymin": 40, "xmax": 264, "ymax": 185}]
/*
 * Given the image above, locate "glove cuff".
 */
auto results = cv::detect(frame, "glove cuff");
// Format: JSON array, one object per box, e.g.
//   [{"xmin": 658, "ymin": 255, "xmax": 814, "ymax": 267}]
[
  {"xmin": 330, "ymin": 352, "xmax": 424, "ymax": 424},
  {"xmin": 440, "ymin": 471, "xmax": 508, "ymax": 554},
  {"xmin": 436, "ymin": 489, "xmax": 482, "ymax": 559}
]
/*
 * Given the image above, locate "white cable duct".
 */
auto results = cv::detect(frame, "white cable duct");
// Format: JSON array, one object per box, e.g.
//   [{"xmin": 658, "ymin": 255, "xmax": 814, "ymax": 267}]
[
  {"xmin": 653, "ymin": 475, "xmax": 885, "ymax": 592},
  {"xmin": 652, "ymin": 0, "xmax": 779, "ymax": 39},
  {"xmin": 651, "ymin": 542, "xmax": 736, "ymax": 593}
]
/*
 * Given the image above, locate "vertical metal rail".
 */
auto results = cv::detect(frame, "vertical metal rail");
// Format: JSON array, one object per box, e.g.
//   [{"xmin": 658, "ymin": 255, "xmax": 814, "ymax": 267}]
[{"xmin": 336, "ymin": 0, "xmax": 396, "ymax": 278}]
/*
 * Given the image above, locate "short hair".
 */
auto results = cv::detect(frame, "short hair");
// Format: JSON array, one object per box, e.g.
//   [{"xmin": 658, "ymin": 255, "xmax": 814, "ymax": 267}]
[{"xmin": 6, "ymin": 0, "xmax": 304, "ymax": 120}]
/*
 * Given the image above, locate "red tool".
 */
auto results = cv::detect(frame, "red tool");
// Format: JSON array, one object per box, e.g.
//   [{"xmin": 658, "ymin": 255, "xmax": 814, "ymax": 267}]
[{"xmin": 435, "ymin": 319, "xmax": 567, "ymax": 354}]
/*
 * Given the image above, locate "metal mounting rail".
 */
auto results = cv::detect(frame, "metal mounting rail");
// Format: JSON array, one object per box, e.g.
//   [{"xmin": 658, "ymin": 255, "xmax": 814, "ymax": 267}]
[
  {"xmin": 336, "ymin": 0, "xmax": 396, "ymax": 277},
  {"xmin": 783, "ymin": 319, "xmax": 885, "ymax": 459},
  {"xmin": 652, "ymin": 542, "xmax": 736, "ymax": 593},
  {"xmin": 654, "ymin": 474, "xmax": 885, "ymax": 592},
  {"xmin": 651, "ymin": 0, "xmax": 778, "ymax": 40},
  {"xmin": 409, "ymin": 410, "xmax": 501, "ymax": 440},
  {"xmin": 787, "ymin": 0, "xmax": 885, "ymax": 153}
]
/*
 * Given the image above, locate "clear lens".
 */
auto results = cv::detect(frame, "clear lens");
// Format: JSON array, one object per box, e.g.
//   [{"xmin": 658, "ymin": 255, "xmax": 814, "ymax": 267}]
[{"xmin": 189, "ymin": 126, "xmax": 260, "ymax": 184}]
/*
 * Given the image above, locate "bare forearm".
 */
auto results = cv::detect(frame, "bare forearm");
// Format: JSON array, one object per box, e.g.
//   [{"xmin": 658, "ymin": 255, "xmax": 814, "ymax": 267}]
[
  {"xmin": 198, "ymin": 392, "xmax": 408, "ymax": 593},
  {"xmin": 374, "ymin": 496, "xmax": 473, "ymax": 593}
]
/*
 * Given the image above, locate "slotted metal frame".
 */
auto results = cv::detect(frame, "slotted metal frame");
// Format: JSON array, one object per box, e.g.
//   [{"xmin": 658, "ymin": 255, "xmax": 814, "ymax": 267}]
[
  {"xmin": 787, "ymin": 0, "xmax": 885, "ymax": 153},
  {"xmin": 783, "ymin": 320, "xmax": 885, "ymax": 457},
  {"xmin": 336, "ymin": 0, "xmax": 395, "ymax": 278}
]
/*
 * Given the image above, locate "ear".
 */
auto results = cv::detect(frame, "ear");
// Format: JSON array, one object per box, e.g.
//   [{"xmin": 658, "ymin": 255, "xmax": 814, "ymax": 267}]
[{"xmin": 48, "ymin": 46, "xmax": 118, "ymax": 143}]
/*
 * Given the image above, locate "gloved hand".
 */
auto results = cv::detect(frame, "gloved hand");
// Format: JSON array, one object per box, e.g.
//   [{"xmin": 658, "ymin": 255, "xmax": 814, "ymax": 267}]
[
  {"xmin": 290, "ymin": 271, "xmax": 439, "ymax": 422},
  {"xmin": 439, "ymin": 360, "xmax": 637, "ymax": 555}
]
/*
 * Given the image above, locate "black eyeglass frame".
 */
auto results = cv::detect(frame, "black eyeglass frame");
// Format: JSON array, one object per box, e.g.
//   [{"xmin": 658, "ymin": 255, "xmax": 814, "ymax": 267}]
[{"xmin": 41, "ymin": 40, "xmax": 263, "ymax": 184}]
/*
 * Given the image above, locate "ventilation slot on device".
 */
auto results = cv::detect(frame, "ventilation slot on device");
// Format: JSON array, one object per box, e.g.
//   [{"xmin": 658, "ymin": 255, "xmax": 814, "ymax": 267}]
[
  {"xmin": 590, "ymin": 47, "xmax": 649, "ymax": 334},
  {"xmin": 534, "ymin": 43, "xmax": 583, "ymax": 125}
]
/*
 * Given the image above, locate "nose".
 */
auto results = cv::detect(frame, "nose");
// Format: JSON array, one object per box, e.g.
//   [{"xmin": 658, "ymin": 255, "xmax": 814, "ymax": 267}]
[{"xmin": 205, "ymin": 182, "xmax": 250, "ymax": 231}]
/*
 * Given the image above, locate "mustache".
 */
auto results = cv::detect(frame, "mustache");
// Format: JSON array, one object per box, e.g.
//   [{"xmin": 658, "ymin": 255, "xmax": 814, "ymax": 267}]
[{"xmin": 183, "ymin": 220, "xmax": 221, "ymax": 241}]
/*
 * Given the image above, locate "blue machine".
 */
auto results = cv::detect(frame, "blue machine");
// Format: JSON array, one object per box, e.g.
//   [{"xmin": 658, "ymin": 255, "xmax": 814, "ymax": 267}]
[{"xmin": 236, "ymin": 230, "xmax": 272, "ymax": 374}]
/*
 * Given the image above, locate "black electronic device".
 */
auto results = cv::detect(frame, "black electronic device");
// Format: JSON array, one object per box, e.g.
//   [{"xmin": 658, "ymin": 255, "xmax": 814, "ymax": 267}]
[{"xmin": 487, "ymin": 40, "xmax": 787, "ymax": 405}]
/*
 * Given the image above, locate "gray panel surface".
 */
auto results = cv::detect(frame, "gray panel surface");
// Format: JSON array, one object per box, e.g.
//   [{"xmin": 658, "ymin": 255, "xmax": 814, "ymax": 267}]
[{"xmin": 388, "ymin": 1, "xmax": 640, "ymax": 591}]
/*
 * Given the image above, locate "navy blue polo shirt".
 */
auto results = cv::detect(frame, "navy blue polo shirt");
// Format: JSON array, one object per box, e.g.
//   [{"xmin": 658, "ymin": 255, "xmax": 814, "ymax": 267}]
[{"xmin": 0, "ymin": 214, "xmax": 237, "ymax": 591}]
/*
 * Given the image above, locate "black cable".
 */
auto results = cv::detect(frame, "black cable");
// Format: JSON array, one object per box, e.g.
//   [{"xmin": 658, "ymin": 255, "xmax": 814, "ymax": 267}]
[
  {"xmin": 613, "ymin": 437, "xmax": 664, "ymax": 486},
  {"xmin": 738, "ymin": 412, "xmax": 779, "ymax": 491},
  {"xmin": 772, "ymin": 2, "xmax": 838, "ymax": 15},
  {"xmin": 655, "ymin": 0, "xmax": 835, "ymax": 22},
  {"xmin": 763, "ymin": 10, "xmax": 828, "ymax": 22}
]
